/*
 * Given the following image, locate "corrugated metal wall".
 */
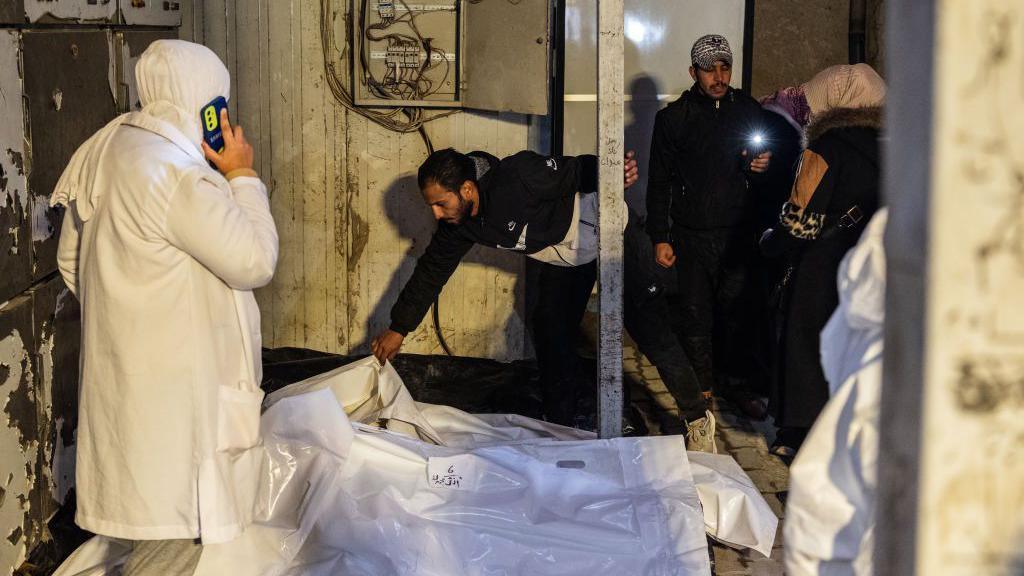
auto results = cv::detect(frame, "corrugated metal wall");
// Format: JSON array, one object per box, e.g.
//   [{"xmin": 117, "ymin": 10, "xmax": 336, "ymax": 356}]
[
  {"xmin": 0, "ymin": 2, "xmax": 180, "ymax": 572},
  {"xmin": 184, "ymin": 1, "xmax": 532, "ymax": 361}
]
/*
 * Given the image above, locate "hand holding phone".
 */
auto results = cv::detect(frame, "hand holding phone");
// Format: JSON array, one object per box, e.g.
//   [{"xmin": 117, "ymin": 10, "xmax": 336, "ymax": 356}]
[
  {"xmin": 201, "ymin": 104, "xmax": 254, "ymax": 177},
  {"xmin": 201, "ymin": 96, "xmax": 229, "ymax": 154}
]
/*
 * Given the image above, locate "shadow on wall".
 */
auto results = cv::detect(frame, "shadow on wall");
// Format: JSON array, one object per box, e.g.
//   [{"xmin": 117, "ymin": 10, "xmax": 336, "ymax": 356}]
[
  {"xmin": 624, "ymin": 73, "xmax": 663, "ymax": 217},
  {"xmin": 359, "ymin": 173, "xmax": 527, "ymax": 358}
]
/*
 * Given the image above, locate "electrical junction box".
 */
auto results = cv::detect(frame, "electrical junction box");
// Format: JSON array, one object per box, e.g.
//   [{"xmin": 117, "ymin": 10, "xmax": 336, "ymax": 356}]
[{"xmin": 351, "ymin": 0, "xmax": 550, "ymax": 115}]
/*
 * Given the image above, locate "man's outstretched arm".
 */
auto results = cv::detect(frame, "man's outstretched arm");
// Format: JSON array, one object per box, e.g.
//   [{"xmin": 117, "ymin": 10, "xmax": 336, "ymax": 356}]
[{"xmin": 372, "ymin": 224, "xmax": 474, "ymax": 363}]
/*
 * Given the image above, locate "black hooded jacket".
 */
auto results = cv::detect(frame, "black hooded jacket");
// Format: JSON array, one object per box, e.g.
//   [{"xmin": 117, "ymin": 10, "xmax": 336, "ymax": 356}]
[
  {"xmin": 645, "ymin": 84, "xmax": 767, "ymax": 242},
  {"xmin": 389, "ymin": 150, "xmax": 598, "ymax": 335}
]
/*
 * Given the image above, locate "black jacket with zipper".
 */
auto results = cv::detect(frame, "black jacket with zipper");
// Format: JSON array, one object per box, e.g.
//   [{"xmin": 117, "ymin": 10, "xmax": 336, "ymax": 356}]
[
  {"xmin": 389, "ymin": 150, "xmax": 598, "ymax": 335},
  {"xmin": 645, "ymin": 84, "xmax": 767, "ymax": 242}
]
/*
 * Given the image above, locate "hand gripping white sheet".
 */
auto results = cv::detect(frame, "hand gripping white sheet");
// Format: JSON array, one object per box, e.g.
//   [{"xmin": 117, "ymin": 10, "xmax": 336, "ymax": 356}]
[{"xmin": 55, "ymin": 357, "xmax": 777, "ymax": 575}]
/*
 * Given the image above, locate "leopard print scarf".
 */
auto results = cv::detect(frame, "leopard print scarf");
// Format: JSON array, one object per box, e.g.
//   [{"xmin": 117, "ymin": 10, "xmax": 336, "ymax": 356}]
[{"xmin": 780, "ymin": 201, "xmax": 827, "ymax": 240}]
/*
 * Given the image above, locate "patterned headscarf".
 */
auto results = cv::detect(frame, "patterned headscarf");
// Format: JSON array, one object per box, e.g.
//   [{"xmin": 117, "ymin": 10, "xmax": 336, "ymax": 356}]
[
  {"xmin": 760, "ymin": 86, "xmax": 812, "ymax": 130},
  {"xmin": 690, "ymin": 34, "xmax": 732, "ymax": 71}
]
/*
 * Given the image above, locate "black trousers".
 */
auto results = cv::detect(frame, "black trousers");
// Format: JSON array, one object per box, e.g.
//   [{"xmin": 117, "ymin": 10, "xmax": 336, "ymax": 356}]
[
  {"xmin": 528, "ymin": 216, "xmax": 708, "ymax": 426},
  {"xmin": 530, "ymin": 259, "xmax": 597, "ymax": 425},
  {"xmin": 624, "ymin": 217, "xmax": 706, "ymax": 423},
  {"xmin": 673, "ymin": 228, "xmax": 759, "ymax": 395}
]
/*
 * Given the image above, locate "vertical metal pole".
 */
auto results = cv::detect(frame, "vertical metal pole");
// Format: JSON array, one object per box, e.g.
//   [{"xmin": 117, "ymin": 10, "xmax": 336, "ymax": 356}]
[
  {"xmin": 874, "ymin": 1, "xmax": 934, "ymax": 574},
  {"xmin": 596, "ymin": 0, "xmax": 624, "ymax": 439}
]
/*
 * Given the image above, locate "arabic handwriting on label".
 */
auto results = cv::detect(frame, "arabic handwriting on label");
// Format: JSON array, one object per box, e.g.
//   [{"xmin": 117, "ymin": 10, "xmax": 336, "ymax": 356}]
[
  {"xmin": 428, "ymin": 457, "xmax": 476, "ymax": 491},
  {"xmin": 430, "ymin": 465, "xmax": 463, "ymax": 488}
]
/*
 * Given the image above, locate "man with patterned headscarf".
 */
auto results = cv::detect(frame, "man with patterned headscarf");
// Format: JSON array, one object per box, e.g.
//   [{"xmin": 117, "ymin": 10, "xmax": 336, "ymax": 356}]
[
  {"xmin": 51, "ymin": 40, "xmax": 278, "ymax": 574},
  {"xmin": 646, "ymin": 34, "xmax": 772, "ymax": 446}
]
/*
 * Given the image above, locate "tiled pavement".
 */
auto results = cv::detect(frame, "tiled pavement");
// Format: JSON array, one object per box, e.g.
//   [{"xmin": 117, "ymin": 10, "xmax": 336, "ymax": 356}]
[{"xmin": 621, "ymin": 338, "xmax": 789, "ymax": 576}]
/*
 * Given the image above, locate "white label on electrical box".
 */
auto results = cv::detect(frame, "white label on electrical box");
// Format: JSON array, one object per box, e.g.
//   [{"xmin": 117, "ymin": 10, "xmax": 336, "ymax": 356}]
[
  {"xmin": 428, "ymin": 455, "xmax": 476, "ymax": 491},
  {"xmin": 393, "ymin": 3, "xmax": 457, "ymax": 11},
  {"xmin": 370, "ymin": 51, "xmax": 457, "ymax": 62}
]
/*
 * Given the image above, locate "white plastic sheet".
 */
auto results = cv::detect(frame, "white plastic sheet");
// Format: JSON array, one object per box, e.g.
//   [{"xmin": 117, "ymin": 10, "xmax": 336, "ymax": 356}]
[
  {"xmin": 689, "ymin": 452, "xmax": 777, "ymax": 557},
  {"xmin": 784, "ymin": 209, "xmax": 888, "ymax": 576},
  {"xmin": 56, "ymin": 357, "xmax": 777, "ymax": 575}
]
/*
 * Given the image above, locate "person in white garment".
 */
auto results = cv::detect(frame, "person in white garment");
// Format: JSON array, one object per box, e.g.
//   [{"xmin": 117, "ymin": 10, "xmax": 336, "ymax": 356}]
[
  {"xmin": 783, "ymin": 208, "xmax": 888, "ymax": 576},
  {"xmin": 51, "ymin": 40, "xmax": 278, "ymax": 575}
]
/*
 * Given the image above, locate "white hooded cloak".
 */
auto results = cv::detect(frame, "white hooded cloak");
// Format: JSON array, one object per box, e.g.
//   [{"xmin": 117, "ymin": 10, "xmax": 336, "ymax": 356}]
[{"xmin": 52, "ymin": 39, "xmax": 278, "ymax": 543}]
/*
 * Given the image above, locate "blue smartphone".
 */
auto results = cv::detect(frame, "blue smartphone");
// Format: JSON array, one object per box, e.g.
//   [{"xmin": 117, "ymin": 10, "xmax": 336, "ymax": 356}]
[{"xmin": 200, "ymin": 96, "xmax": 229, "ymax": 154}]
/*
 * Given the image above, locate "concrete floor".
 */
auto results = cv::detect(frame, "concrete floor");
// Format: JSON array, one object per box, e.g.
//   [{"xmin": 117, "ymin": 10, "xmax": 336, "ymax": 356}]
[{"xmin": 621, "ymin": 338, "xmax": 789, "ymax": 576}]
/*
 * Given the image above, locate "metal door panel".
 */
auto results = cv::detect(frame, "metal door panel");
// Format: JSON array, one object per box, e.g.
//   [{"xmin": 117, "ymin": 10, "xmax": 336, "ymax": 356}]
[
  {"xmin": 22, "ymin": 30, "xmax": 117, "ymax": 281},
  {"xmin": 0, "ymin": 30, "xmax": 31, "ymax": 304},
  {"xmin": 462, "ymin": 0, "xmax": 550, "ymax": 114}
]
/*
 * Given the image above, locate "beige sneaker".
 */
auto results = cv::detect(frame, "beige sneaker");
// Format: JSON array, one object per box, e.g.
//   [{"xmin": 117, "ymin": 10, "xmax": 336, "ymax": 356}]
[{"xmin": 685, "ymin": 410, "xmax": 718, "ymax": 453}]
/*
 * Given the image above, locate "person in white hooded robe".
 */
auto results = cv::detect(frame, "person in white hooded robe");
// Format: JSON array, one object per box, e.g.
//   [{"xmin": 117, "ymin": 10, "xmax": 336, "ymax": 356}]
[
  {"xmin": 783, "ymin": 208, "xmax": 887, "ymax": 576},
  {"xmin": 51, "ymin": 40, "xmax": 278, "ymax": 574}
]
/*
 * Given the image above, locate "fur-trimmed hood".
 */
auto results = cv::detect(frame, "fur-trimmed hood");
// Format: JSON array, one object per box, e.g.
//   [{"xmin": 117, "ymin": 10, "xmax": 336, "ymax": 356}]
[{"xmin": 805, "ymin": 106, "xmax": 883, "ymax": 145}]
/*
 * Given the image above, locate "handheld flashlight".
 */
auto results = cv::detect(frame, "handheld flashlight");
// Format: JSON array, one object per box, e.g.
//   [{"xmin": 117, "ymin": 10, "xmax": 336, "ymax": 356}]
[{"xmin": 744, "ymin": 131, "xmax": 767, "ymax": 170}]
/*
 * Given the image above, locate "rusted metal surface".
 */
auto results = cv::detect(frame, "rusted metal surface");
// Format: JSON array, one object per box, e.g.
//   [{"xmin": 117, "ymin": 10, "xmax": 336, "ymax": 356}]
[
  {"xmin": 0, "ymin": 296, "xmax": 40, "ymax": 574},
  {"xmin": 0, "ymin": 30, "xmax": 31, "ymax": 306},
  {"xmin": 596, "ymin": 0, "xmax": 624, "ymax": 439},
  {"xmin": 22, "ymin": 30, "xmax": 117, "ymax": 282}
]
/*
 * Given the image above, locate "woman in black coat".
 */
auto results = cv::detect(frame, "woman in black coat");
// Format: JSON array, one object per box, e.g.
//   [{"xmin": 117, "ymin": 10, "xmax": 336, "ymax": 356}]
[{"xmin": 761, "ymin": 64, "xmax": 886, "ymax": 458}]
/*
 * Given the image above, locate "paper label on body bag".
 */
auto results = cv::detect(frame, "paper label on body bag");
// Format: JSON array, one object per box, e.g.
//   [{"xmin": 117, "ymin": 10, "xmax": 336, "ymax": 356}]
[{"xmin": 427, "ymin": 455, "xmax": 477, "ymax": 491}]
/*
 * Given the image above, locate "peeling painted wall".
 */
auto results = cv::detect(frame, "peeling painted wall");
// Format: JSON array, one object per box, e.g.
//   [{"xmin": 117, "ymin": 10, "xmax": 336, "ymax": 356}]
[
  {"xmin": 0, "ymin": 5, "xmax": 171, "ymax": 573},
  {"xmin": 0, "ymin": 298, "xmax": 39, "ymax": 574},
  {"xmin": 0, "ymin": 279, "xmax": 80, "ymax": 575},
  {"xmin": 0, "ymin": 30, "xmax": 30, "ymax": 305},
  {"xmin": 194, "ymin": 0, "xmax": 530, "ymax": 361}
]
